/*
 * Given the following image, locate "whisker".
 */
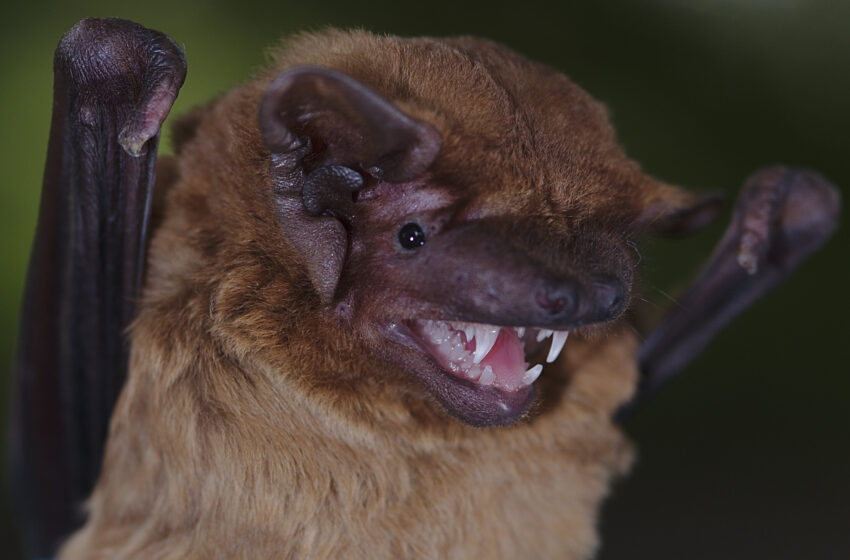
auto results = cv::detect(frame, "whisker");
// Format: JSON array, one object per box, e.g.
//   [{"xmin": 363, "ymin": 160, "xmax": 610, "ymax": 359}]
[
  {"xmin": 626, "ymin": 239, "xmax": 642, "ymax": 265},
  {"xmin": 652, "ymin": 287, "xmax": 681, "ymax": 307}
]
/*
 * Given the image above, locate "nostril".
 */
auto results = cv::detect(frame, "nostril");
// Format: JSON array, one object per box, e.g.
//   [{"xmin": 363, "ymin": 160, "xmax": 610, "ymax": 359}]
[
  {"xmin": 536, "ymin": 282, "xmax": 577, "ymax": 316},
  {"xmin": 608, "ymin": 290, "xmax": 624, "ymax": 314},
  {"xmin": 542, "ymin": 295, "xmax": 566, "ymax": 314},
  {"xmin": 592, "ymin": 275, "xmax": 626, "ymax": 318}
]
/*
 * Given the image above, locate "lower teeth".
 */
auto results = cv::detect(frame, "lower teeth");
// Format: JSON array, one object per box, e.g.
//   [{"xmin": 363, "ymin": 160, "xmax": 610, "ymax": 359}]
[{"xmin": 479, "ymin": 365, "xmax": 495, "ymax": 385}]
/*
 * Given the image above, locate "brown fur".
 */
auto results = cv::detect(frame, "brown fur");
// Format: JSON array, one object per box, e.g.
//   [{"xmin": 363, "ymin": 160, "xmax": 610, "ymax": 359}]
[{"xmin": 58, "ymin": 30, "xmax": 689, "ymax": 559}]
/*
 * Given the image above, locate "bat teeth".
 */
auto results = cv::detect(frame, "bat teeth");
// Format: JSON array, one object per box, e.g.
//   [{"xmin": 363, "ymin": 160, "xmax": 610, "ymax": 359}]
[
  {"xmin": 536, "ymin": 329, "xmax": 553, "ymax": 342},
  {"xmin": 546, "ymin": 331, "xmax": 569, "ymax": 363},
  {"xmin": 416, "ymin": 320, "xmax": 560, "ymax": 391},
  {"xmin": 522, "ymin": 364, "xmax": 543, "ymax": 385},
  {"xmin": 421, "ymin": 320, "xmax": 452, "ymax": 344},
  {"xmin": 472, "ymin": 326, "xmax": 500, "ymax": 364},
  {"xmin": 479, "ymin": 365, "xmax": 495, "ymax": 386}
]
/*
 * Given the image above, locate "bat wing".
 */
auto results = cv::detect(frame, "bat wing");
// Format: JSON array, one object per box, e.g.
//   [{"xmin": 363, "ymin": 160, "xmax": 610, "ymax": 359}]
[
  {"xmin": 10, "ymin": 18, "xmax": 186, "ymax": 557},
  {"xmin": 619, "ymin": 166, "xmax": 840, "ymax": 418}
]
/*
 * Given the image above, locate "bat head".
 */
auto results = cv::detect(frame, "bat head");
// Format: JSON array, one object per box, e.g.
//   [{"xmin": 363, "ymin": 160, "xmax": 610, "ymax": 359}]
[{"xmin": 162, "ymin": 31, "xmax": 721, "ymax": 427}]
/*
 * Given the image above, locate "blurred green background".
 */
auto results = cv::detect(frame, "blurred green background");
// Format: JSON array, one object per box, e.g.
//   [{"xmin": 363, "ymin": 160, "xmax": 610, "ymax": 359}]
[{"xmin": 1, "ymin": 0, "xmax": 847, "ymax": 557}]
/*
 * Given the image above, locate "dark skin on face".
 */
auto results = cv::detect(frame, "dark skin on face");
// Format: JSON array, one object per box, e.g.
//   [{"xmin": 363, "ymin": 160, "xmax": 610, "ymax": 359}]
[
  {"xmin": 336, "ymin": 179, "xmax": 635, "ymax": 425},
  {"xmin": 10, "ymin": 18, "xmax": 840, "ymax": 558}
]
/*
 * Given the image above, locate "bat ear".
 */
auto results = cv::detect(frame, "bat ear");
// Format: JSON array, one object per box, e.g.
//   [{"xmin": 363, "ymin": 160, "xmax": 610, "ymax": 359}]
[
  {"xmin": 260, "ymin": 66, "xmax": 441, "ymax": 186},
  {"xmin": 637, "ymin": 182, "xmax": 727, "ymax": 236},
  {"xmin": 258, "ymin": 67, "xmax": 442, "ymax": 303}
]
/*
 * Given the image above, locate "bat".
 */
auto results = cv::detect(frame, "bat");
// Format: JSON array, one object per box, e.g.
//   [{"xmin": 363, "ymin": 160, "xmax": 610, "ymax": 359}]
[{"xmin": 10, "ymin": 18, "xmax": 839, "ymax": 559}]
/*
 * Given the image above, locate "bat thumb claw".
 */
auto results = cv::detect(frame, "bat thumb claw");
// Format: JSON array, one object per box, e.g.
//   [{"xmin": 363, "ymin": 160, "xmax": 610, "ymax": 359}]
[
  {"xmin": 58, "ymin": 19, "xmax": 187, "ymax": 158},
  {"xmin": 119, "ymin": 44, "xmax": 186, "ymax": 156},
  {"xmin": 736, "ymin": 229, "xmax": 766, "ymax": 275},
  {"xmin": 118, "ymin": 127, "xmax": 149, "ymax": 156},
  {"xmin": 736, "ymin": 250, "xmax": 759, "ymax": 275}
]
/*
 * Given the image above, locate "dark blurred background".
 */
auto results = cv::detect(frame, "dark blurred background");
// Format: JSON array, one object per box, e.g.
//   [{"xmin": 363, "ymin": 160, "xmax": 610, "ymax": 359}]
[{"xmin": 1, "ymin": 1, "xmax": 847, "ymax": 557}]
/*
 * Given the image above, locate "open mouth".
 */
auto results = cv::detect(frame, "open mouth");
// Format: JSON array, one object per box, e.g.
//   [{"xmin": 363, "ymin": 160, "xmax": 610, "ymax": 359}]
[
  {"xmin": 380, "ymin": 317, "xmax": 575, "ymax": 426},
  {"xmin": 411, "ymin": 320, "xmax": 569, "ymax": 392},
  {"xmin": 380, "ymin": 319, "xmax": 571, "ymax": 425}
]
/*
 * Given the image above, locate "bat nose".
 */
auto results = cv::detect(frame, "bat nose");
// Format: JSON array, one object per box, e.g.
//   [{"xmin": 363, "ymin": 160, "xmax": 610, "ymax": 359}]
[
  {"xmin": 589, "ymin": 274, "xmax": 626, "ymax": 321},
  {"xmin": 535, "ymin": 280, "xmax": 579, "ymax": 318},
  {"xmin": 535, "ymin": 275, "xmax": 626, "ymax": 327}
]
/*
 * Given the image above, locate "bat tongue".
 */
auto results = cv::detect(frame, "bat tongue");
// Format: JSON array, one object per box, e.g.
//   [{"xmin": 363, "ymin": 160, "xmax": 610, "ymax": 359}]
[
  {"xmin": 412, "ymin": 321, "xmax": 535, "ymax": 392},
  {"xmin": 473, "ymin": 328, "xmax": 529, "ymax": 390}
]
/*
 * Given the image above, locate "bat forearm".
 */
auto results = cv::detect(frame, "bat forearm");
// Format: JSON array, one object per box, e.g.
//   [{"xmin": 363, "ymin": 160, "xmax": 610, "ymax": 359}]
[
  {"xmin": 11, "ymin": 18, "xmax": 186, "ymax": 557},
  {"xmin": 621, "ymin": 166, "xmax": 840, "ymax": 417}
]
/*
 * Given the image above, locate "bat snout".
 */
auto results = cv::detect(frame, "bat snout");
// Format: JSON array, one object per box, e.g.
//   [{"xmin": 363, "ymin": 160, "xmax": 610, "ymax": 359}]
[
  {"xmin": 405, "ymin": 222, "xmax": 632, "ymax": 330},
  {"xmin": 535, "ymin": 274, "xmax": 627, "ymax": 328}
]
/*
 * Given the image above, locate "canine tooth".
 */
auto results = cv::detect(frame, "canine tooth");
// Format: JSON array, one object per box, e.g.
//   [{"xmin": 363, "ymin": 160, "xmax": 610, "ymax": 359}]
[
  {"xmin": 479, "ymin": 365, "xmax": 495, "ymax": 386},
  {"xmin": 463, "ymin": 324, "xmax": 475, "ymax": 343},
  {"xmin": 516, "ymin": 327, "xmax": 526, "ymax": 338},
  {"xmin": 473, "ymin": 327, "xmax": 499, "ymax": 364},
  {"xmin": 522, "ymin": 364, "xmax": 543, "ymax": 385},
  {"xmin": 536, "ymin": 329, "xmax": 553, "ymax": 342},
  {"xmin": 546, "ymin": 331, "xmax": 569, "ymax": 363}
]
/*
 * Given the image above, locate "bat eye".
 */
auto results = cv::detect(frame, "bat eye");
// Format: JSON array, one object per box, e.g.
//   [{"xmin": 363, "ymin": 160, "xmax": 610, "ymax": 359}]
[{"xmin": 398, "ymin": 223, "xmax": 426, "ymax": 249}]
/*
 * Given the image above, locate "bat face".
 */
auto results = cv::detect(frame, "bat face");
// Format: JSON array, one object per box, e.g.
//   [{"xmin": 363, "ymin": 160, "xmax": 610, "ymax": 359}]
[
  {"xmin": 333, "ymin": 130, "xmax": 639, "ymax": 426},
  {"xmin": 160, "ymin": 32, "xmax": 702, "ymax": 428}
]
